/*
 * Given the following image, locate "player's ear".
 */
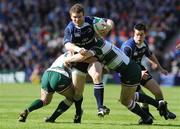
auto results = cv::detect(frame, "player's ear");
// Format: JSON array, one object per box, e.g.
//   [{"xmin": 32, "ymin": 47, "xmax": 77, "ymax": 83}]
[
  {"xmin": 106, "ymin": 19, "xmax": 114, "ymax": 30},
  {"xmin": 144, "ymin": 30, "xmax": 147, "ymax": 35}
]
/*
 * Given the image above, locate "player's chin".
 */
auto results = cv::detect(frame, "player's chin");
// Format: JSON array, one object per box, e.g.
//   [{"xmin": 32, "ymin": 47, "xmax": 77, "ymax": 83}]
[
  {"xmin": 99, "ymin": 31, "xmax": 108, "ymax": 37},
  {"xmin": 137, "ymin": 41, "xmax": 142, "ymax": 44}
]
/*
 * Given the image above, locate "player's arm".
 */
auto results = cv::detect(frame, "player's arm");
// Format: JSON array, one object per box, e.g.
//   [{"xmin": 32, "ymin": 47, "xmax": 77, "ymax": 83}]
[
  {"xmin": 83, "ymin": 57, "xmax": 98, "ymax": 63},
  {"xmin": 65, "ymin": 42, "xmax": 82, "ymax": 53},
  {"xmin": 121, "ymin": 45, "xmax": 132, "ymax": 58},
  {"xmin": 63, "ymin": 26, "xmax": 84, "ymax": 53},
  {"xmin": 64, "ymin": 50, "xmax": 95, "ymax": 63},
  {"xmin": 147, "ymin": 58, "xmax": 158, "ymax": 70},
  {"xmin": 144, "ymin": 44, "xmax": 168, "ymax": 75},
  {"xmin": 148, "ymin": 54, "xmax": 168, "ymax": 75}
]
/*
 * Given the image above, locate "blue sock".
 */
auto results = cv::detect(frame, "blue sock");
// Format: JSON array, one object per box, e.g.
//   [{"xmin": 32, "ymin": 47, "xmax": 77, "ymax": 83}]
[{"xmin": 94, "ymin": 83, "xmax": 104, "ymax": 109}]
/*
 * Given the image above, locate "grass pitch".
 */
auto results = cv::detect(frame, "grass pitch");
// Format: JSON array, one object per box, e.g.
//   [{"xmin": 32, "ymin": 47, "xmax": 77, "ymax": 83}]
[{"xmin": 0, "ymin": 83, "xmax": 180, "ymax": 129}]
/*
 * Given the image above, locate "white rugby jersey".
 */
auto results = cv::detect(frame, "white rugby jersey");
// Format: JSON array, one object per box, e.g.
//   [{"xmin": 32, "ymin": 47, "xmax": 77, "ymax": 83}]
[{"xmin": 91, "ymin": 39, "xmax": 130, "ymax": 71}]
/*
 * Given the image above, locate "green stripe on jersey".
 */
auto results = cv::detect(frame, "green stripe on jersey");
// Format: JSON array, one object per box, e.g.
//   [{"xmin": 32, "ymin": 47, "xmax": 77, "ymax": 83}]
[
  {"xmin": 94, "ymin": 39, "xmax": 130, "ymax": 71},
  {"xmin": 102, "ymin": 50, "xmax": 117, "ymax": 65}
]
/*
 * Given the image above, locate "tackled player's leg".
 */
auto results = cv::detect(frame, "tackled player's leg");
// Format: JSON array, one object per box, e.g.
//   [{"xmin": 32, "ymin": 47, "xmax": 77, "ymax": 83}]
[
  {"xmin": 18, "ymin": 88, "xmax": 53, "ymax": 122},
  {"xmin": 45, "ymin": 83, "xmax": 75, "ymax": 123},
  {"xmin": 143, "ymin": 78, "xmax": 176, "ymax": 120},
  {"xmin": 72, "ymin": 68, "xmax": 86, "ymax": 123},
  {"xmin": 120, "ymin": 84, "xmax": 153, "ymax": 125}
]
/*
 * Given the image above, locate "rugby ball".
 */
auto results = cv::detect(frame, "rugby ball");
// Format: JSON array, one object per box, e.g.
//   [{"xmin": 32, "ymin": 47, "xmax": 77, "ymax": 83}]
[{"xmin": 93, "ymin": 17, "xmax": 107, "ymax": 37}]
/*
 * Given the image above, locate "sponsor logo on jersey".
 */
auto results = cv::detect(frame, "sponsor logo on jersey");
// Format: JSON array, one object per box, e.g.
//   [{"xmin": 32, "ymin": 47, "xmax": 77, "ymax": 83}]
[{"xmin": 74, "ymin": 32, "xmax": 80, "ymax": 37}]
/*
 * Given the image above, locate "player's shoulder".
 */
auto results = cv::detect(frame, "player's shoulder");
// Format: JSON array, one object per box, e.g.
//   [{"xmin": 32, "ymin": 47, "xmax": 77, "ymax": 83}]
[
  {"xmin": 65, "ymin": 22, "xmax": 75, "ymax": 31},
  {"xmin": 84, "ymin": 16, "xmax": 94, "ymax": 24},
  {"xmin": 123, "ymin": 38, "xmax": 136, "ymax": 47},
  {"xmin": 144, "ymin": 40, "xmax": 149, "ymax": 47}
]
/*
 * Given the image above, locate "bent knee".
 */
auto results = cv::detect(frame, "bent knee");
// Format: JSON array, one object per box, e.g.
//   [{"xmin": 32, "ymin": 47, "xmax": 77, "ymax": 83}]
[
  {"xmin": 120, "ymin": 99, "xmax": 132, "ymax": 107},
  {"xmin": 121, "ymin": 101, "xmax": 130, "ymax": 107},
  {"xmin": 74, "ymin": 88, "xmax": 83, "ymax": 96},
  {"xmin": 41, "ymin": 99, "xmax": 51, "ymax": 106},
  {"xmin": 73, "ymin": 95, "xmax": 83, "ymax": 100},
  {"xmin": 91, "ymin": 72, "xmax": 102, "ymax": 83},
  {"xmin": 153, "ymin": 90, "xmax": 162, "ymax": 96},
  {"xmin": 120, "ymin": 99, "xmax": 136, "ymax": 110}
]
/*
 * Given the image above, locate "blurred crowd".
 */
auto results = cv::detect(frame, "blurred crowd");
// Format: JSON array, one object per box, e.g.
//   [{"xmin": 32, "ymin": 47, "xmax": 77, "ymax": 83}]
[{"xmin": 0, "ymin": 0, "xmax": 179, "ymax": 82}]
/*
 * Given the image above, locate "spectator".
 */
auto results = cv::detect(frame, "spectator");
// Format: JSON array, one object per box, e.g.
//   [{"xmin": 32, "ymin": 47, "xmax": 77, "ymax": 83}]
[{"xmin": 0, "ymin": 0, "xmax": 179, "ymax": 80}]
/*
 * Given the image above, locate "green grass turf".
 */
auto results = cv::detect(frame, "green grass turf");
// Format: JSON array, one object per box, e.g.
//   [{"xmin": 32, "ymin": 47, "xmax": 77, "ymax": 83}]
[{"xmin": 0, "ymin": 83, "xmax": 180, "ymax": 129}]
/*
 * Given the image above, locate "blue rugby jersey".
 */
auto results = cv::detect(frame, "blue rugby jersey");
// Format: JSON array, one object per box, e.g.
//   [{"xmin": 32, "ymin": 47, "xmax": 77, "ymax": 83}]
[
  {"xmin": 121, "ymin": 38, "xmax": 152, "ymax": 65},
  {"xmin": 63, "ymin": 16, "xmax": 97, "ymax": 50}
]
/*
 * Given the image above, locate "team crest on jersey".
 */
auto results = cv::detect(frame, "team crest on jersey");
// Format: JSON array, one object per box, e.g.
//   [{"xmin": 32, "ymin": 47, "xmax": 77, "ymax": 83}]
[
  {"xmin": 142, "ymin": 49, "xmax": 146, "ymax": 53},
  {"xmin": 74, "ymin": 32, "xmax": 80, "ymax": 37},
  {"xmin": 87, "ymin": 28, "xmax": 93, "ymax": 33},
  {"xmin": 134, "ymin": 52, "xmax": 138, "ymax": 56},
  {"xmin": 74, "ymin": 29, "xmax": 81, "ymax": 37}
]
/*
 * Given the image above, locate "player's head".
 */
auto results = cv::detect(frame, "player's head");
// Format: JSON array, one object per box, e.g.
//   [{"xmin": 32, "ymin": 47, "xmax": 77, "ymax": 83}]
[
  {"xmin": 133, "ymin": 23, "xmax": 147, "ymax": 44},
  {"xmin": 69, "ymin": 3, "xmax": 84, "ymax": 27}
]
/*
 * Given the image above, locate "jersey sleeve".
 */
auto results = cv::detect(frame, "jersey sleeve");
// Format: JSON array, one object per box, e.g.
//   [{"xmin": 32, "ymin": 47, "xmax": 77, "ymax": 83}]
[
  {"xmin": 90, "ymin": 47, "xmax": 102, "ymax": 55},
  {"xmin": 123, "ymin": 46, "xmax": 132, "ymax": 58},
  {"xmin": 63, "ymin": 26, "xmax": 72, "ymax": 44},
  {"xmin": 144, "ymin": 43, "xmax": 153, "ymax": 57},
  {"xmin": 85, "ymin": 16, "xmax": 94, "ymax": 26},
  {"xmin": 89, "ymin": 46, "xmax": 103, "ymax": 61},
  {"xmin": 121, "ymin": 42, "xmax": 133, "ymax": 58}
]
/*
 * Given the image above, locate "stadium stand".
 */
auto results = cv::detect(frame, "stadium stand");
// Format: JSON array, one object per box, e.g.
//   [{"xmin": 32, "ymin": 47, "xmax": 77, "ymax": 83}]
[{"xmin": 0, "ymin": 0, "xmax": 179, "ymax": 84}]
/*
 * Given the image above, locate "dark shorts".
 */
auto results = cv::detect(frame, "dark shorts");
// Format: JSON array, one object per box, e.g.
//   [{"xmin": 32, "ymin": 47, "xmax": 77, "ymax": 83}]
[
  {"xmin": 72, "ymin": 62, "xmax": 89, "ymax": 73},
  {"xmin": 136, "ymin": 69, "xmax": 153, "ymax": 91},
  {"xmin": 41, "ymin": 71, "xmax": 72, "ymax": 93},
  {"xmin": 140, "ymin": 69, "xmax": 153, "ymax": 86},
  {"xmin": 120, "ymin": 61, "xmax": 141, "ymax": 86}
]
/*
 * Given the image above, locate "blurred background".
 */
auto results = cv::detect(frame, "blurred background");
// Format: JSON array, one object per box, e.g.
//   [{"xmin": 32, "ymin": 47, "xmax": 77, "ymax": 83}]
[{"xmin": 0, "ymin": 0, "xmax": 179, "ymax": 85}]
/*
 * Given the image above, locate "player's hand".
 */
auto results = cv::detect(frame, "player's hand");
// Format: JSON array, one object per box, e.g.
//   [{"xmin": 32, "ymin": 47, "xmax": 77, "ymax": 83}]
[
  {"xmin": 150, "ymin": 62, "xmax": 157, "ymax": 70},
  {"xmin": 64, "ymin": 60, "xmax": 72, "ymax": 68},
  {"xmin": 160, "ymin": 68, "xmax": 168, "ymax": 75},
  {"xmin": 79, "ymin": 48, "xmax": 88, "ymax": 56},
  {"xmin": 141, "ymin": 70, "xmax": 148, "ymax": 80}
]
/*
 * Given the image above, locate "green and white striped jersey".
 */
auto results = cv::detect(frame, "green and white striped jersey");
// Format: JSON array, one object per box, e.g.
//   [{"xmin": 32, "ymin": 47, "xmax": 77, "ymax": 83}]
[
  {"xmin": 50, "ymin": 54, "xmax": 66, "ymax": 68},
  {"xmin": 91, "ymin": 39, "xmax": 130, "ymax": 71},
  {"xmin": 47, "ymin": 53, "xmax": 71, "ymax": 78}
]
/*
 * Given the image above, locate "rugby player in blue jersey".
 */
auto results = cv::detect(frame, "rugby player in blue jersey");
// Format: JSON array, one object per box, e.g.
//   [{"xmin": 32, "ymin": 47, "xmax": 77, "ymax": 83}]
[
  {"xmin": 61, "ymin": 37, "xmax": 175, "ymax": 124},
  {"xmin": 48, "ymin": 3, "xmax": 113, "ymax": 121},
  {"xmin": 121, "ymin": 23, "xmax": 176, "ymax": 120}
]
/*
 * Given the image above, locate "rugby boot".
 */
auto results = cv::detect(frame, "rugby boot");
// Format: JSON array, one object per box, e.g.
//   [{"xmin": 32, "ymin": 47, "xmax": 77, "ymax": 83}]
[
  {"xmin": 44, "ymin": 117, "xmax": 55, "ymax": 123},
  {"xmin": 158, "ymin": 100, "xmax": 169, "ymax": 120},
  {"xmin": 97, "ymin": 106, "xmax": 110, "ymax": 117},
  {"xmin": 74, "ymin": 109, "xmax": 83, "ymax": 123},
  {"xmin": 138, "ymin": 116, "xmax": 153, "ymax": 125},
  {"xmin": 18, "ymin": 109, "xmax": 28, "ymax": 122},
  {"xmin": 167, "ymin": 110, "xmax": 176, "ymax": 119},
  {"xmin": 142, "ymin": 107, "xmax": 155, "ymax": 120}
]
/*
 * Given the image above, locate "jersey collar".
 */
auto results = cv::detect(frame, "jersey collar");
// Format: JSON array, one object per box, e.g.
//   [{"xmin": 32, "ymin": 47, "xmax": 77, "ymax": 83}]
[
  {"xmin": 75, "ymin": 22, "xmax": 90, "ymax": 29},
  {"xmin": 136, "ymin": 42, "xmax": 146, "ymax": 48}
]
